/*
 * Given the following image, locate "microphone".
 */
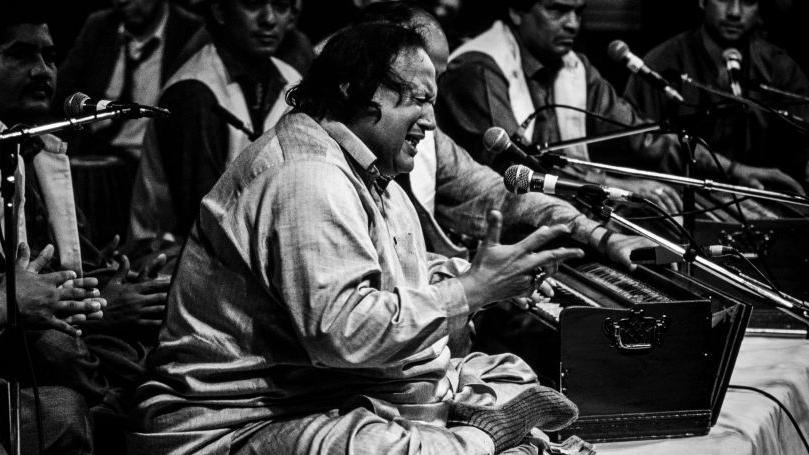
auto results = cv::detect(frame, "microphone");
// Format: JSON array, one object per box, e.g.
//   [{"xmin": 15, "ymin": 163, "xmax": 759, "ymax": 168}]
[
  {"xmin": 483, "ymin": 127, "xmax": 542, "ymax": 169},
  {"xmin": 608, "ymin": 40, "xmax": 685, "ymax": 103},
  {"xmin": 63, "ymin": 92, "xmax": 170, "ymax": 118},
  {"xmin": 503, "ymin": 164, "xmax": 638, "ymax": 202},
  {"xmin": 722, "ymin": 48, "xmax": 743, "ymax": 97}
]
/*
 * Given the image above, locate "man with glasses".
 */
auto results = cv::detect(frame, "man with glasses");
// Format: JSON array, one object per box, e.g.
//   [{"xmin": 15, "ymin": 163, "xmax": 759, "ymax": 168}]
[{"xmin": 129, "ymin": 0, "xmax": 300, "ymax": 242}]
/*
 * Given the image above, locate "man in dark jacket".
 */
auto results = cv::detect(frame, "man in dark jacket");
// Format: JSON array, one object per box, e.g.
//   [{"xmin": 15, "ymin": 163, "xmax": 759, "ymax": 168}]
[{"xmin": 55, "ymin": 0, "xmax": 203, "ymax": 157}]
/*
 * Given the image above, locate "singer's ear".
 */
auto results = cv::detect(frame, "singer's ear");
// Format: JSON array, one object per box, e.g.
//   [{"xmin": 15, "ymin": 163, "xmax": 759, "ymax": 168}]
[{"xmin": 697, "ymin": 0, "xmax": 706, "ymax": 11}]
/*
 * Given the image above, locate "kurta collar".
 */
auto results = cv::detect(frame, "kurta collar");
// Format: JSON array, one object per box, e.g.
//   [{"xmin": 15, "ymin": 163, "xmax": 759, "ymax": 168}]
[{"xmin": 320, "ymin": 119, "xmax": 391, "ymax": 190}]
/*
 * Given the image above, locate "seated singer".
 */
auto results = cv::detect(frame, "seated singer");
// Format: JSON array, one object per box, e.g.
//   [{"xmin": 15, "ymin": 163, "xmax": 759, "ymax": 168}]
[{"xmin": 130, "ymin": 23, "xmax": 588, "ymax": 455}]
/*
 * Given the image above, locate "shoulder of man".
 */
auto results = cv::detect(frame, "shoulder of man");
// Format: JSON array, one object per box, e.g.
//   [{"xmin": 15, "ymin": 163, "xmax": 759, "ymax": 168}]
[
  {"xmin": 642, "ymin": 30, "xmax": 696, "ymax": 66},
  {"xmin": 168, "ymin": 2, "xmax": 203, "ymax": 27}
]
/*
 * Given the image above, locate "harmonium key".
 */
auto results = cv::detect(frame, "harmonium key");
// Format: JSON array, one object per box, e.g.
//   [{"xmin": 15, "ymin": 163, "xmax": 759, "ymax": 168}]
[{"xmin": 526, "ymin": 259, "xmax": 704, "ymax": 328}]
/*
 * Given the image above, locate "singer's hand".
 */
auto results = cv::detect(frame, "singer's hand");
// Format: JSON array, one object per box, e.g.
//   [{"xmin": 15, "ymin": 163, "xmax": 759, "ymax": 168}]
[
  {"xmin": 457, "ymin": 211, "xmax": 584, "ymax": 312},
  {"xmin": 614, "ymin": 177, "xmax": 682, "ymax": 214},
  {"xmin": 731, "ymin": 163, "xmax": 806, "ymax": 195}
]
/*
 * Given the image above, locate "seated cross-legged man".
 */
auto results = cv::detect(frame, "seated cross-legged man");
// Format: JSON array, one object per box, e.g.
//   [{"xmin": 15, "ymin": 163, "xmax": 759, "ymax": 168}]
[{"xmin": 130, "ymin": 22, "xmax": 587, "ymax": 455}]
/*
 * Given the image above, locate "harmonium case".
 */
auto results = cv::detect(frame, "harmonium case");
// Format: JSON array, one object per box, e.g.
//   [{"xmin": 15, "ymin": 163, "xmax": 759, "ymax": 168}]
[
  {"xmin": 693, "ymin": 191, "xmax": 809, "ymax": 307},
  {"xmin": 477, "ymin": 258, "xmax": 752, "ymax": 442}
]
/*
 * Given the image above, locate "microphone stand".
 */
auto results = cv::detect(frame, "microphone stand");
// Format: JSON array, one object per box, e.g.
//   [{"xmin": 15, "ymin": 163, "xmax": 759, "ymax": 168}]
[
  {"xmin": 756, "ymin": 83, "xmax": 809, "ymax": 104},
  {"xmin": 1, "ymin": 138, "xmax": 21, "ymax": 455},
  {"xmin": 0, "ymin": 107, "xmax": 163, "ymax": 455},
  {"xmin": 680, "ymin": 74, "xmax": 809, "ymax": 134},
  {"xmin": 531, "ymin": 134, "xmax": 809, "ymax": 209},
  {"xmin": 578, "ymin": 195, "xmax": 809, "ymax": 325},
  {"xmin": 0, "ymin": 107, "xmax": 162, "ymax": 144}
]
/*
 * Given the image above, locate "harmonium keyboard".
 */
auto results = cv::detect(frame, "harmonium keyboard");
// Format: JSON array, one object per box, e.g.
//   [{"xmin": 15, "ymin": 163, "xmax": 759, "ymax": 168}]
[
  {"xmin": 474, "ymin": 256, "xmax": 752, "ymax": 442},
  {"xmin": 693, "ymin": 191, "xmax": 809, "ymax": 327}
]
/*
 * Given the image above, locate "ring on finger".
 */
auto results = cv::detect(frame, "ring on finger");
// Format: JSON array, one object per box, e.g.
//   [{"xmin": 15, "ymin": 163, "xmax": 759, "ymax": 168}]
[{"xmin": 653, "ymin": 187, "xmax": 665, "ymax": 196}]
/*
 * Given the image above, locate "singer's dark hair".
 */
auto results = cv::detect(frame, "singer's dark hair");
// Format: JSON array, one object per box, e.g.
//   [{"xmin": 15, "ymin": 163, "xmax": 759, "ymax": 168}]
[
  {"xmin": 286, "ymin": 22, "xmax": 426, "ymax": 123},
  {"xmin": 354, "ymin": 1, "xmax": 431, "ymax": 25}
]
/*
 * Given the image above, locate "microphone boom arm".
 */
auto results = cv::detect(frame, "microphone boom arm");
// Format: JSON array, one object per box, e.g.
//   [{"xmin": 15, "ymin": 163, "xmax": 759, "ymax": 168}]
[
  {"xmin": 541, "ymin": 152, "xmax": 809, "ymax": 208},
  {"xmin": 529, "ymin": 121, "xmax": 809, "ymax": 208},
  {"xmin": 681, "ymin": 74, "xmax": 809, "ymax": 133},
  {"xmin": 583, "ymin": 200, "xmax": 809, "ymax": 325},
  {"xmin": 535, "ymin": 122, "xmax": 662, "ymax": 154},
  {"xmin": 0, "ymin": 106, "xmax": 162, "ymax": 143}
]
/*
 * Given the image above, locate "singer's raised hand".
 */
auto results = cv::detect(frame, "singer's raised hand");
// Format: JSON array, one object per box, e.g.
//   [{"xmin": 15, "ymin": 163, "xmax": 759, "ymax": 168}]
[{"xmin": 457, "ymin": 210, "xmax": 584, "ymax": 312}]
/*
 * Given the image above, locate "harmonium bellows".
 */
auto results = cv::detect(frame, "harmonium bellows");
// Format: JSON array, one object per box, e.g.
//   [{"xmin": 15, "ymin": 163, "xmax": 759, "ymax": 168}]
[{"xmin": 473, "ymin": 257, "xmax": 752, "ymax": 442}]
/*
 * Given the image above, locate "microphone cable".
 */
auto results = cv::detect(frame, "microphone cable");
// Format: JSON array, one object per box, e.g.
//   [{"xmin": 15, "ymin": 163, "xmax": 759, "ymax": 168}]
[
  {"xmin": 727, "ymin": 384, "xmax": 809, "ymax": 455},
  {"xmin": 19, "ymin": 316, "xmax": 45, "ymax": 455},
  {"xmin": 725, "ymin": 247, "xmax": 789, "ymax": 300},
  {"xmin": 517, "ymin": 103, "xmax": 637, "ymax": 138},
  {"xmin": 636, "ymin": 197, "xmax": 704, "ymax": 262},
  {"xmin": 0, "ymin": 127, "xmax": 45, "ymax": 454},
  {"xmin": 625, "ymin": 195, "xmax": 754, "ymax": 220},
  {"xmin": 694, "ymin": 135, "xmax": 791, "ymax": 293}
]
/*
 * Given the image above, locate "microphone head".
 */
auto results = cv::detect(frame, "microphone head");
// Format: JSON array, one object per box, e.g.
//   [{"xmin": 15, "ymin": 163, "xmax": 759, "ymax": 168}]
[
  {"xmin": 483, "ymin": 126, "xmax": 510, "ymax": 153},
  {"xmin": 503, "ymin": 164, "xmax": 533, "ymax": 194},
  {"xmin": 722, "ymin": 48, "xmax": 742, "ymax": 63},
  {"xmin": 607, "ymin": 40, "xmax": 630, "ymax": 62},
  {"xmin": 63, "ymin": 92, "xmax": 90, "ymax": 117}
]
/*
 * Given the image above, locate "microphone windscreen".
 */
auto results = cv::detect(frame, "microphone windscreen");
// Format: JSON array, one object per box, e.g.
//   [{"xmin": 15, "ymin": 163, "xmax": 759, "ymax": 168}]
[
  {"xmin": 722, "ymin": 48, "xmax": 742, "ymax": 63},
  {"xmin": 607, "ymin": 40, "xmax": 630, "ymax": 62},
  {"xmin": 63, "ymin": 92, "xmax": 90, "ymax": 117},
  {"xmin": 503, "ymin": 164, "xmax": 532, "ymax": 194},
  {"xmin": 483, "ymin": 126, "xmax": 510, "ymax": 153}
]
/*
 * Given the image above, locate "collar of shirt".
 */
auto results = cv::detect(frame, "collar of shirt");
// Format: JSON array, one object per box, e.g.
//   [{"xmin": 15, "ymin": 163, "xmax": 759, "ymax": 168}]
[
  {"xmin": 216, "ymin": 39, "xmax": 282, "ymax": 87},
  {"xmin": 506, "ymin": 23, "xmax": 563, "ymax": 82},
  {"xmin": 319, "ymin": 119, "xmax": 391, "ymax": 191},
  {"xmin": 118, "ymin": 2, "xmax": 169, "ymax": 60}
]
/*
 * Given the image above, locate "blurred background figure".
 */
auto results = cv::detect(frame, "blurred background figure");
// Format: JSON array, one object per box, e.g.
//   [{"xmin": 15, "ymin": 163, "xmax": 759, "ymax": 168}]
[{"xmin": 625, "ymin": 0, "xmax": 809, "ymax": 193}]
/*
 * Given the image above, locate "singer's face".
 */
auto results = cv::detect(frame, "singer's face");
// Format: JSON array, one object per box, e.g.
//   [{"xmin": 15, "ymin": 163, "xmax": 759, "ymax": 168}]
[
  {"xmin": 513, "ymin": 0, "xmax": 585, "ymax": 62},
  {"xmin": 213, "ymin": 0, "xmax": 294, "ymax": 59},
  {"xmin": 701, "ymin": 0, "xmax": 759, "ymax": 44},
  {"xmin": 0, "ymin": 24, "xmax": 56, "ymax": 123},
  {"xmin": 349, "ymin": 47, "xmax": 437, "ymax": 177}
]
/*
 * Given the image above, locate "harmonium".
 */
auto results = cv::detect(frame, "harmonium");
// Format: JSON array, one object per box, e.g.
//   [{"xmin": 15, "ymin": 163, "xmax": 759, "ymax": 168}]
[
  {"xmin": 474, "ymin": 253, "xmax": 754, "ymax": 442},
  {"xmin": 693, "ymin": 191, "xmax": 809, "ymax": 334}
]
